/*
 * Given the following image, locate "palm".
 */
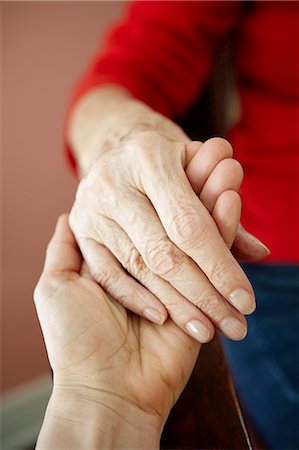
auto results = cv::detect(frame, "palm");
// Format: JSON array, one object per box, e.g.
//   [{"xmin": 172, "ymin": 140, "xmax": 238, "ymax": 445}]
[{"xmin": 38, "ymin": 267, "xmax": 200, "ymax": 419}]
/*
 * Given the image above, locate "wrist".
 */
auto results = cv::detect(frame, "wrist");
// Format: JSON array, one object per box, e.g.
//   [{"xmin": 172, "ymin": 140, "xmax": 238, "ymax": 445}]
[
  {"xmin": 67, "ymin": 85, "xmax": 188, "ymax": 177},
  {"xmin": 37, "ymin": 384, "xmax": 162, "ymax": 450}
]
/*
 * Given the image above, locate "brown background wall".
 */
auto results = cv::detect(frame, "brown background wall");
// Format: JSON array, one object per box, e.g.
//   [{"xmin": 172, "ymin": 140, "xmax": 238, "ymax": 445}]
[{"xmin": 1, "ymin": 1, "xmax": 125, "ymax": 393}]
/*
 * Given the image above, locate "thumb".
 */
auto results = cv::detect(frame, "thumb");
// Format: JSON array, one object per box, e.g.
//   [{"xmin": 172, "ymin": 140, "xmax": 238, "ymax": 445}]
[{"xmin": 43, "ymin": 214, "xmax": 82, "ymax": 274}]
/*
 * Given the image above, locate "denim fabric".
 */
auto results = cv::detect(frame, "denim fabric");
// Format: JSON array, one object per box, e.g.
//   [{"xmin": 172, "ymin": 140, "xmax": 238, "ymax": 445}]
[{"xmin": 221, "ymin": 263, "xmax": 299, "ymax": 450}]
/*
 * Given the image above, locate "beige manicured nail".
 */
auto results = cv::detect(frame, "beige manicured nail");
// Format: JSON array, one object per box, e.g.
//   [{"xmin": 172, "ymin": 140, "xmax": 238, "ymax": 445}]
[
  {"xmin": 241, "ymin": 229, "xmax": 270, "ymax": 254},
  {"xmin": 144, "ymin": 308, "xmax": 165, "ymax": 325},
  {"xmin": 221, "ymin": 317, "xmax": 247, "ymax": 340},
  {"xmin": 186, "ymin": 320, "xmax": 211, "ymax": 343},
  {"xmin": 250, "ymin": 237, "xmax": 270, "ymax": 253},
  {"xmin": 229, "ymin": 288, "xmax": 256, "ymax": 315}
]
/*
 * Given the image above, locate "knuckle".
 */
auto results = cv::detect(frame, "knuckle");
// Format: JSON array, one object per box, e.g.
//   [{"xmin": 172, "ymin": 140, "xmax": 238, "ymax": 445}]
[
  {"xmin": 171, "ymin": 212, "xmax": 196, "ymax": 241},
  {"xmin": 91, "ymin": 265, "xmax": 117, "ymax": 291},
  {"xmin": 91, "ymin": 264, "xmax": 131, "ymax": 308},
  {"xmin": 209, "ymin": 260, "xmax": 236, "ymax": 290},
  {"xmin": 160, "ymin": 293, "xmax": 181, "ymax": 313},
  {"xmin": 115, "ymin": 291, "xmax": 131, "ymax": 307},
  {"xmin": 124, "ymin": 247, "xmax": 146, "ymax": 281},
  {"xmin": 144, "ymin": 239, "xmax": 180, "ymax": 277},
  {"xmin": 195, "ymin": 293, "xmax": 223, "ymax": 319},
  {"xmin": 169, "ymin": 210, "xmax": 209, "ymax": 247}
]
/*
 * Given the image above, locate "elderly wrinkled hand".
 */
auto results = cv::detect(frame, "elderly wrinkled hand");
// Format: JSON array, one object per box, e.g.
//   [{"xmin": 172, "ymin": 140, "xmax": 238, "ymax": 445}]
[
  {"xmin": 70, "ymin": 135, "xmax": 256, "ymax": 343},
  {"xmin": 68, "ymin": 88, "xmax": 269, "ymax": 344}
]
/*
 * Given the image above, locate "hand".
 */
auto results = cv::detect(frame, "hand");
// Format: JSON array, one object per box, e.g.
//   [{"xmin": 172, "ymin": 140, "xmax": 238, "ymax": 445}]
[
  {"xmin": 68, "ymin": 87, "xmax": 269, "ymax": 344},
  {"xmin": 70, "ymin": 134, "xmax": 256, "ymax": 342},
  {"xmin": 34, "ymin": 215, "xmax": 201, "ymax": 448}
]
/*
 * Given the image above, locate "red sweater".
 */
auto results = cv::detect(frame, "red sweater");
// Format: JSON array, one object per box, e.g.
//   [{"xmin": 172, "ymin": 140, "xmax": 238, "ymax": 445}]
[{"xmin": 66, "ymin": 1, "xmax": 299, "ymax": 263}]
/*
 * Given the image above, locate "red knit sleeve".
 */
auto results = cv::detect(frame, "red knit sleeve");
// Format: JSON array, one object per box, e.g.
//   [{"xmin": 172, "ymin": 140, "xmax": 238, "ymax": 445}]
[{"xmin": 65, "ymin": 1, "xmax": 241, "ymax": 173}]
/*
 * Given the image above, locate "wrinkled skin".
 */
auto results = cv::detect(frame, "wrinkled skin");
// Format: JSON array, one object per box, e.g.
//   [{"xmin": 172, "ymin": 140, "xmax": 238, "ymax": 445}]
[{"xmin": 70, "ymin": 135, "xmax": 261, "ymax": 342}]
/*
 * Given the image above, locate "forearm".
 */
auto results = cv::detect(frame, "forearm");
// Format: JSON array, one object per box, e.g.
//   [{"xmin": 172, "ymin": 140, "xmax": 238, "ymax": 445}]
[
  {"xmin": 67, "ymin": 84, "xmax": 188, "ymax": 177},
  {"xmin": 36, "ymin": 386, "xmax": 162, "ymax": 450}
]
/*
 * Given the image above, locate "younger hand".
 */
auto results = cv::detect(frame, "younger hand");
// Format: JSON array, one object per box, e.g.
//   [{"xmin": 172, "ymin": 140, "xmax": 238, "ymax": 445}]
[{"xmin": 34, "ymin": 216, "xmax": 201, "ymax": 448}]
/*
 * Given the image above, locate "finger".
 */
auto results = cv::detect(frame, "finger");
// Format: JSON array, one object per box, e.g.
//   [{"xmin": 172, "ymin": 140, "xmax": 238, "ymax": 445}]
[
  {"xmin": 140, "ymin": 157, "xmax": 256, "ymax": 315},
  {"xmin": 101, "ymin": 188, "xmax": 248, "ymax": 339},
  {"xmin": 77, "ymin": 236, "xmax": 168, "ymax": 326},
  {"xmin": 186, "ymin": 141, "xmax": 269, "ymax": 261},
  {"xmin": 186, "ymin": 143, "xmax": 241, "ymax": 248},
  {"xmin": 199, "ymin": 158, "xmax": 243, "ymax": 212},
  {"xmin": 72, "ymin": 204, "xmax": 248, "ymax": 341},
  {"xmin": 75, "ymin": 214, "xmax": 216, "ymax": 341},
  {"xmin": 212, "ymin": 191, "xmax": 241, "ymax": 248},
  {"xmin": 185, "ymin": 137, "xmax": 233, "ymax": 194},
  {"xmin": 75, "ymin": 217, "xmax": 218, "ymax": 342},
  {"xmin": 232, "ymin": 225, "xmax": 270, "ymax": 262},
  {"xmin": 88, "ymin": 215, "xmax": 248, "ymax": 341},
  {"xmin": 44, "ymin": 214, "xmax": 82, "ymax": 274}
]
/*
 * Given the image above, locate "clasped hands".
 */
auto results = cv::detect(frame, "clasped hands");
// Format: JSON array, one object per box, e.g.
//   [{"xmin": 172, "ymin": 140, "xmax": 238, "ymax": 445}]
[
  {"xmin": 34, "ymin": 135, "xmax": 268, "ymax": 449},
  {"xmin": 69, "ymin": 134, "xmax": 268, "ymax": 342}
]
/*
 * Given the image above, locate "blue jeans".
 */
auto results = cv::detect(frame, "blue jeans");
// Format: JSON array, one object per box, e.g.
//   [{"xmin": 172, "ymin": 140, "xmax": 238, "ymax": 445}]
[{"xmin": 221, "ymin": 263, "xmax": 299, "ymax": 450}]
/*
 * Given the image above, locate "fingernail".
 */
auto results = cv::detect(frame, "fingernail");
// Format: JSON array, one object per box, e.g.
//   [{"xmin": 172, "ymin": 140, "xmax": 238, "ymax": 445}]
[
  {"xmin": 221, "ymin": 317, "xmax": 247, "ymax": 340},
  {"xmin": 186, "ymin": 320, "xmax": 211, "ymax": 343},
  {"xmin": 144, "ymin": 308, "xmax": 165, "ymax": 325},
  {"xmin": 242, "ymin": 230, "xmax": 270, "ymax": 254},
  {"xmin": 229, "ymin": 288, "xmax": 256, "ymax": 315}
]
